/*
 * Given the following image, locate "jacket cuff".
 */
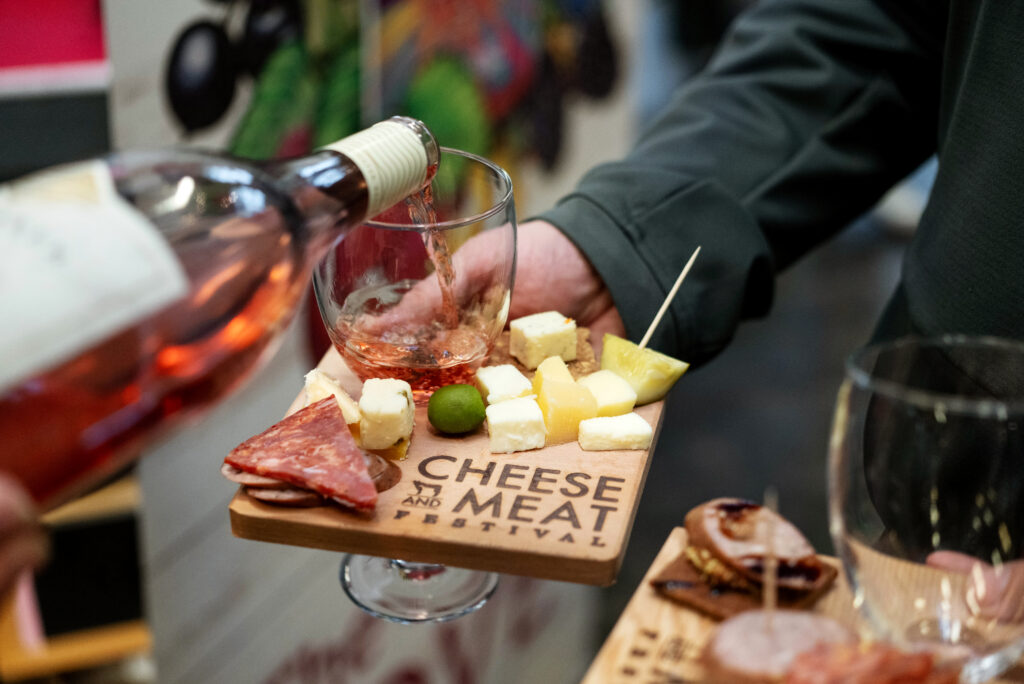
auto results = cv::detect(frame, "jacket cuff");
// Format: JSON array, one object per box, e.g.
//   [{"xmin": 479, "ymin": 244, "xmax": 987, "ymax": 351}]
[{"xmin": 536, "ymin": 180, "xmax": 775, "ymax": 366}]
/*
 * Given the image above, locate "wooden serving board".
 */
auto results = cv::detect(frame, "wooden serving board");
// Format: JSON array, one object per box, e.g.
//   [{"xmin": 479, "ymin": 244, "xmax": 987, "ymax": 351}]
[
  {"xmin": 581, "ymin": 527, "xmax": 1024, "ymax": 683},
  {"xmin": 229, "ymin": 347, "xmax": 665, "ymax": 586}
]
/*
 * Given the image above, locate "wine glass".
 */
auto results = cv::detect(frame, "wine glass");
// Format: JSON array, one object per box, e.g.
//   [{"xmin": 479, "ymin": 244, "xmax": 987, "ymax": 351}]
[
  {"xmin": 313, "ymin": 147, "xmax": 515, "ymax": 623},
  {"xmin": 829, "ymin": 335, "xmax": 1024, "ymax": 682}
]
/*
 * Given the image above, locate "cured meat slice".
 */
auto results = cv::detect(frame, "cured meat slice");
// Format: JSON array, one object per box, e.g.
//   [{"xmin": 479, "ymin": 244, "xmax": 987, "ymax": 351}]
[
  {"xmin": 785, "ymin": 642, "xmax": 961, "ymax": 684},
  {"xmin": 225, "ymin": 397, "xmax": 377, "ymax": 511},
  {"xmin": 221, "ymin": 463, "xmax": 290, "ymax": 488},
  {"xmin": 703, "ymin": 610, "xmax": 855, "ymax": 683},
  {"xmin": 245, "ymin": 486, "xmax": 325, "ymax": 507}
]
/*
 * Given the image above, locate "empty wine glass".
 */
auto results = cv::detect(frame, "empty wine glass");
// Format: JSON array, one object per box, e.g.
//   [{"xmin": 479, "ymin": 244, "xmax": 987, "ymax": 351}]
[
  {"xmin": 314, "ymin": 147, "xmax": 515, "ymax": 623},
  {"xmin": 829, "ymin": 335, "xmax": 1024, "ymax": 682}
]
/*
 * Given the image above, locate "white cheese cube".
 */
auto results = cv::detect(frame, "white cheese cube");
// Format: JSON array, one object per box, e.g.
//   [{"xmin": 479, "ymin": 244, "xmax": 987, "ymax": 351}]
[
  {"xmin": 509, "ymin": 311, "xmax": 577, "ymax": 370},
  {"xmin": 578, "ymin": 412, "xmax": 653, "ymax": 451},
  {"xmin": 358, "ymin": 378, "xmax": 415, "ymax": 449},
  {"xmin": 476, "ymin": 364, "xmax": 532, "ymax": 405},
  {"xmin": 485, "ymin": 396, "xmax": 546, "ymax": 453},
  {"xmin": 578, "ymin": 370, "xmax": 637, "ymax": 417},
  {"xmin": 304, "ymin": 369, "xmax": 361, "ymax": 424}
]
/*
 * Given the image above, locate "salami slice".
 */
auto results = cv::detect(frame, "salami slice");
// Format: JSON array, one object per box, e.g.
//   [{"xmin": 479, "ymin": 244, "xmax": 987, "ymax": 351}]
[
  {"xmin": 245, "ymin": 486, "xmax": 325, "ymax": 507},
  {"xmin": 225, "ymin": 397, "xmax": 377, "ymax": 511},
  {"xmin": 221, "ymin": 463, "xmax": 289, "ymax": 489},
  {"xmin": 703, "ymin": 610, "xmax": 855, "ymax": 683},
  {"xmin": 785, "ymin": 642, "xmax": 961, "ymax": 684}
]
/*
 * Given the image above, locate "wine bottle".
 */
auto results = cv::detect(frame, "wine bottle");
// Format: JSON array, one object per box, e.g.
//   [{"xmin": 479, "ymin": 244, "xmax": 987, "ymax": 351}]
[{"xmin": 0, "ymin": 116, "xmax": 439, "ymax": 509}]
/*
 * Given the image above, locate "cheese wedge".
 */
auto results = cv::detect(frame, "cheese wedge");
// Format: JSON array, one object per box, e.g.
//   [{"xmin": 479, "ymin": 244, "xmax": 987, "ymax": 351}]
[
  {"xmin": 358, "ymin": 378, "xmax": 415, "ymax": 451},
  {"xmin": 509, "ymin": 311, "xmax": 577, "ymax": 369},
  {"xmin": 578, "ymin": 369, "xmax": 637, "ymax": 417},
  {"xmin": 485, "ymin": 395, "xmax": 546, "ymax": 453},
  {"xmin": 476, "ymin": 364, "xmax": 532, "ymax": 405},
  {"xmin": 578, "ymin": 412, "xmax": 653, "ymax": 451},
  {"xmin": 304, "ymin": 369, "xmax": 361, "ymax": 424}
]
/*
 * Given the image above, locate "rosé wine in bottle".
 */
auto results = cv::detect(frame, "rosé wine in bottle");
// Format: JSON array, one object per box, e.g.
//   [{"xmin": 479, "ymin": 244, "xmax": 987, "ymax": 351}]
[{"xmin": 0, "ymin": 117, "xmax": 438, "ymax": 510}]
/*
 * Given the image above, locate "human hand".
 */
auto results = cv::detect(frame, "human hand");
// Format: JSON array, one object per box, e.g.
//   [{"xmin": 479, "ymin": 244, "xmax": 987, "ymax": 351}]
[
  {"xmin": 507, "ymin": 220, "xmax": 624, "ymax": 348},
  {"xmin": 927, "ymin": 550, "xmax": 1024, "ymax": 622},
  {"xmin": 347, "ymin": 219, "xmax": 624, "ymax": 354},
  {"xmin": 0, "ymin": 474, "xmax": 47, "ymax": 598}
]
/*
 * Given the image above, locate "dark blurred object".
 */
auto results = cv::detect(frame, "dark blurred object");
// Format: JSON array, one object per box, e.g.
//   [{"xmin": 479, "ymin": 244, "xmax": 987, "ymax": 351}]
[
  {"xmin": 526, "ymin": 0, "xmax": 619, "ymax": 169},
  {"xmin": 669, "ymin": 0, "xmax": 750, "ymax": 70},
  {"xmin": 530, "ymin": 53, "xmax": 565, "ymax": 171},
  {"xmin": 0, "ymin": 94, "xmax": 109, "ymax": 182},
  {"xmin": 35, "ymin": 513, "xmax": 142, "ymax": 636},
  {"xmin": 237, "ymin": 0, "xmax": 303, "ymax": 76},
  {"xmin": 165, "ymin": 20, "xmax": 238, "ymax": 132},
  {"xmin": 573, "ymin": 4, "xmax": 617, "ymax": 98}
]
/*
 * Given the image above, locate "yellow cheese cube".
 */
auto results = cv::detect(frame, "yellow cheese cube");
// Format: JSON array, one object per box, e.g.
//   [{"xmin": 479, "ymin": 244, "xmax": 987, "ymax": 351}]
[
  {"xmin": 531, "ymin": 355, "xmax": 575, "ymax": 395},
  {"xmin": 578, "ymin": 369, "xmax": 637, "ymax": 417},
  {"xmin": 509, "ymin": 310, "xmax": 577, "ymax": 369},
  {"xmin": 578, "ymin": 413, "xmax": 653, "ymax": 451},
  {"xmin": 358, "ymin": 378, "xmax": 415, "ymax": 450},
  {"xmin": 475, "ymin": 364, "xmax": 532, "ymax": 404},
  {"xmin": 485, "ymin": 396, "xmax": 546, "ymax": 453},
  {"xmin": 537, "ymin": 380, "xmax": 598, "ymax": 445}
]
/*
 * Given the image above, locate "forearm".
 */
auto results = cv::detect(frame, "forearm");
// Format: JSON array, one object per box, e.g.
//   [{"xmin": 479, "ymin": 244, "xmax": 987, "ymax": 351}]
[{"xmin": 542, "ymin": 0, "xmax": 943, "ymax": 363}]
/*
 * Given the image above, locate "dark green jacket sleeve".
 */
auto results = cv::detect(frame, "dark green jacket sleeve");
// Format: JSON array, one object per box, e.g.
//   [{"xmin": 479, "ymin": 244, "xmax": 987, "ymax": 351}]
[{"xmin": 539, "ymin": 0, "xmax": 945, "ymax": 364}]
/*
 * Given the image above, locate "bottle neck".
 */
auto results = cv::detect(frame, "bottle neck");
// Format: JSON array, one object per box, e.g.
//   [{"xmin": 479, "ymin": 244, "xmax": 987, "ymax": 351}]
[
  {"xmin": 271, "ymin": 150, "xmax": 372, "ymax": 258},
  {"xmin": 273, "ymin": 116, "xmax": 437, "ymax": 261}
]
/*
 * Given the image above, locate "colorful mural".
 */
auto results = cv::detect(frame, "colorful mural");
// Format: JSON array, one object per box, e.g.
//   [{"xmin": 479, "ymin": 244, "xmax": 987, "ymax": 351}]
[{"xmin": 164, "ymin": 0, "xmax": 617, "ymax": 171}]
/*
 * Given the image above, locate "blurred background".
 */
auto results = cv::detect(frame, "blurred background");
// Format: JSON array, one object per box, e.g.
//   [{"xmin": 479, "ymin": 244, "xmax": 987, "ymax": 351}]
[{"xmin": 0, "ymin": 0, "xmax": 923, "ymax": 681}]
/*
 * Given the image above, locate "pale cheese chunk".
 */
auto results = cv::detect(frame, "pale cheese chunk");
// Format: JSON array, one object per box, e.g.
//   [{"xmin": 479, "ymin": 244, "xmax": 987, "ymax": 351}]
[
  {"xmin": 578, "ymin": 412, "xmax": 653, "ymax": 451},
  {"xmin": 476, "ymin": 364, "xmax": 532, "ymax": 405},
  {"xmin": 531, "ymin": 355, "xmax": 575, "ymax": 395},
  {"xmin": 509, "ymin": 311, "xmax": 577, "ymax": 369},
  {"xmin": 578, "ymin": 369, "xmax": 637, "ymax": 417},
  {"xmin": 485, "ymin": 395, "xmax": 546, "ymax": 453},
  {"xmin": 358, "ymin": 378, "xmax": 414, "ymax": 450},
  {"xmin": 304, "ymin": 369, "xmax": 361, "ymax": 424}
]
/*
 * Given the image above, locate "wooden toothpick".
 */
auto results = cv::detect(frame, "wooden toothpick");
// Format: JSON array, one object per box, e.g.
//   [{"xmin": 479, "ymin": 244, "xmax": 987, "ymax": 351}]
[
  {"xmin": 763, "ymin": 486, "xmax": 779, "ymax": 629},
  {"xmin": 638, "ymin": 246, "xmax": 701, "ymax": 350}
]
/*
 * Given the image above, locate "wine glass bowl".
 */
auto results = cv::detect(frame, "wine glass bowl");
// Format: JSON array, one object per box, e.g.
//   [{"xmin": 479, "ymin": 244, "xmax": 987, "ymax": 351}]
[
  {"xmin": 313, "ymin": 147, "xmax": 516, "ymax": 403},
  {"xmin": 828, "ymin": 335, "xmax": 1024, "ymax": 682},
  {"xmin": 313, "ymin": 147, "xmax": 515, "ymax": 623}
]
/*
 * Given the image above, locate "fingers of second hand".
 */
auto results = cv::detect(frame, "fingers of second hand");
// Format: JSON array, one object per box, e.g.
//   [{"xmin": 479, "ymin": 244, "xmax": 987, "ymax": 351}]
[
  {"xmin": 931, "ymin": 551, "xmax": 1024, "ymax": 622},
  {"xmin": 0, "ymin": 474, "xmax": 39, "ymax": 535},
  {"xmin": 0, "ymin": 531, "xmax": 50, "ymax": 599},
  {"xmin": 0, "ymin": 475, "xmax": 49, "ymax": 577}
]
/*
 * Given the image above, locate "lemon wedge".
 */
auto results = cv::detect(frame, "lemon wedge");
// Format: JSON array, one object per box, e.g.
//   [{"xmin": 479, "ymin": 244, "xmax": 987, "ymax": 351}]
[{"xmin": 600, "ymin": 334, "xmax": 689, "ymax": 405}]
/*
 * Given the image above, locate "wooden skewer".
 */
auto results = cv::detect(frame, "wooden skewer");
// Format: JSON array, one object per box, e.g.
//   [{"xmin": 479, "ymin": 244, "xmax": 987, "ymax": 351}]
[
  {"xmin": 763, "ymin": 486, "xmax": 779, "ymax": 629},
  {"xmin": 638, "ymin": 246, "xmax": 701, "ymax": 350}
]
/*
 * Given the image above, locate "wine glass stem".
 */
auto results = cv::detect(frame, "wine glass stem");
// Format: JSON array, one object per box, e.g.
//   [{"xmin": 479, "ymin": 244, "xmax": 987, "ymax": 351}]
[{"xmin": 388, "ymin": 559, "xmax": 448, "ymax": 581}]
